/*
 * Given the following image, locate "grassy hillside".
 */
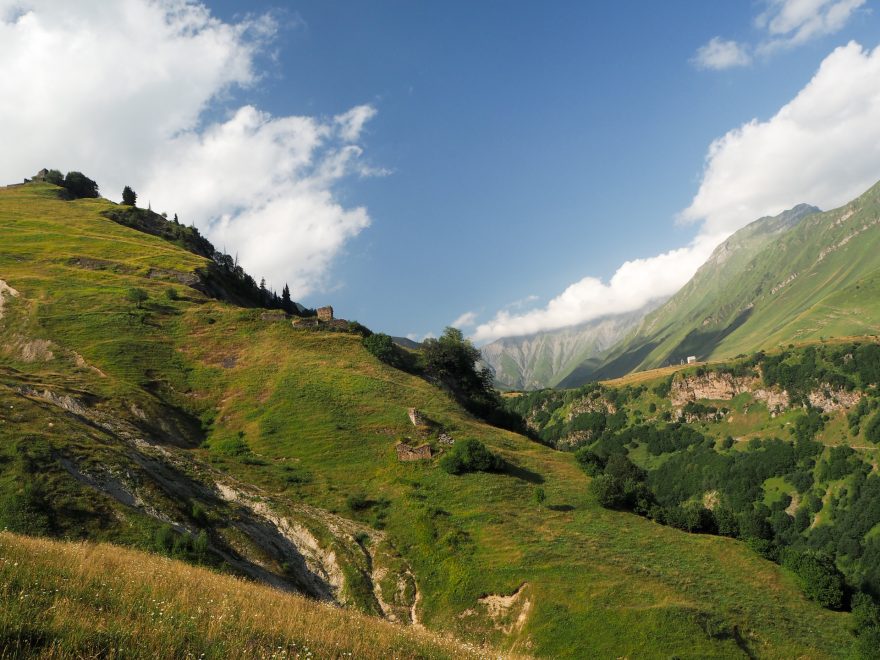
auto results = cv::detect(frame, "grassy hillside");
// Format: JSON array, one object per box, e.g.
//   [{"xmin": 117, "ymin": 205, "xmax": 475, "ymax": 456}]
[
  {"xmin": 0, "ymin": 182, "xmax": 860, "ymax": 657},
  {"xmin": 580, "ymin": 185, "xmax": 880, "ymax": 381},
  {"xmin": 0, "ymin": 532, "xmax": 479, "ymax": 659}
]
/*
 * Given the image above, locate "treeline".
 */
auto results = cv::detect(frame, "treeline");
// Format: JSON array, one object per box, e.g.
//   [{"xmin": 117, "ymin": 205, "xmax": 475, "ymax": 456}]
[
  {"xmin": 37, "ymin": 169, "xmax": 100, "ymax": 199},
  {"xmin": 363, "ymin": 328, "xmax": 524, "ymax": 433}
]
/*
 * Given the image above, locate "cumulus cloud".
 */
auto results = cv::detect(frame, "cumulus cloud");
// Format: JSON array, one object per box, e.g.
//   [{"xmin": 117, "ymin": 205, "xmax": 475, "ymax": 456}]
[
  {"xmin": 471, "ymin": 236, "xmax": 717, "ymax": 344},
  {"xmin": 475, "ymin": 41, "xmax": 880, "ymax": 344},
  {"xmin": 0, "ymin": 0, "xmax": 377, "ymax": 296},
  {"xmin": 693, "ymin": 37, "xmax": 752, "ymax": 70},
  {"xmin": 682, "ymin": 41, "xmax": 880, "ymax": 235}
]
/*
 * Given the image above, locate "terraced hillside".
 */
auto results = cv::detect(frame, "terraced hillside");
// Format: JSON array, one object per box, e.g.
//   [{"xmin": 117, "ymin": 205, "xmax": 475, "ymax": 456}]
[
  {"xmin": 566, "ymin": 181, "xmax": 880, "ymax": 384},
  {"xmin": 0, "ymin": 182, "xmax": 858, "ymax": 657}
]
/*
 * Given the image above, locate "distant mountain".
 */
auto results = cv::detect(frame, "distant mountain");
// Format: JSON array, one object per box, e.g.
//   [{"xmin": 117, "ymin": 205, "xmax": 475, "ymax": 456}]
[
  {"xmin": 481, "ymin": 302, "xmax": 661, "ymax": 390},
  {"xmin": 590, "ymin": 179, "xmax": 880, "ymax": 380},
  {"xmin": 391, "ymin": 336, "xmax": 422, "ymax": 350}
]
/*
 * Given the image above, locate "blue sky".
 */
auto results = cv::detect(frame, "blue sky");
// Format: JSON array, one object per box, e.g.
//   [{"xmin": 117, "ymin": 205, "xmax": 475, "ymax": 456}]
[
  {"xmin": 211, "ymin": 0, "xmax": 879, "ymax": 339},
  {"xmin": 2, "ymin": 1, "xmax": 879, "ymax": 342}
]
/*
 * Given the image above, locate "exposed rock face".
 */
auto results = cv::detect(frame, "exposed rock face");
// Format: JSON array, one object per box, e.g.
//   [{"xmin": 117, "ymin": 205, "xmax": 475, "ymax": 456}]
[
  {"xmin": 670, "ymin": 371, "xmax": 861, "ymax": 413},
  {"xmin": 670, "ymin": 372, "xmax": 760, "ymax": 406},
  {"xmin": 671, "ymin": 371, "xmax": 792, "ymax": 412},
  {"xmin": 807, "ymin": 387, "xmax": 862, "ymax": 412},
  {"xmin": 566, "ymin": 395, "xmax": 615, "ymax": 420}
]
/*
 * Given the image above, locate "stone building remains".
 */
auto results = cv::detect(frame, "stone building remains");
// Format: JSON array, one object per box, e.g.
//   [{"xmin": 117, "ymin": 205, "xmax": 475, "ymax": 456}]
[{"xmin": 396, "ymin": 442, "xmax": 433, "ymax": 462}]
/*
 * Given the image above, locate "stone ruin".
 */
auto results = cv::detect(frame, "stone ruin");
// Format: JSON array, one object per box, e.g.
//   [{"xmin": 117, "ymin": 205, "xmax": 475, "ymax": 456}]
[
  {"xmin": 408, "ymin": 408, "xmax": 426, "ymax": 426},
  {"xmin": 317, "ymin": 306, "xmax": 334, "ymax": 321},
  {"xmin": 31, "ymin": 168, "xmax": 50, "ymax": 182},
  {"xmin": 396, "ymin": 442, "xmax": 432, "ymax": 462}
]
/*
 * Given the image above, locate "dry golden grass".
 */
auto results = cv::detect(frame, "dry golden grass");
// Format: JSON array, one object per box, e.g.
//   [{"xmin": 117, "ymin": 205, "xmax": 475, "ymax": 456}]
[{"xmin": 0, "ymin": 533, "xmax": 499, "ymax": 659}]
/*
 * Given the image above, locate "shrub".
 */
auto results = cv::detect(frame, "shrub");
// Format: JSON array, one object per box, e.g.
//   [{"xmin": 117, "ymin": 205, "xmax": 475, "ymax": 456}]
[
  {"xmin": 362, "ymin": 333, "xmax": 400, "ymax": 367},
  {"xmin": 440, "ymin": 438, "xmax": 502, "ymax": 475},
  {"xmin": 781, "ymin": 549, "xmax": 845, "ymax": 609},
  {"xmin": 590, "ymin": 474, "xmax": 625, "ymax": 508},
  {"xmin": 165, "ymin": 287, "xmax": 179, "ymax": 301},
  {"xmin": 574, "ymin": 448, "xmax": 606, "ymax": 476},
  {"xmin": 865, "ymin": 411, "xmax": 880, "ymax": 444},
  {"xmin": 127, "ymin": 287, "xmax": 148, "ymax": 308}
]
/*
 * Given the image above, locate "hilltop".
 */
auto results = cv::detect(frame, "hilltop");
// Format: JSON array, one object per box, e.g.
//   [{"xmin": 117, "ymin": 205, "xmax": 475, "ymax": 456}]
[{"xmin": 0, "ymin": 181, "xmax": 863, "ymax": 657}]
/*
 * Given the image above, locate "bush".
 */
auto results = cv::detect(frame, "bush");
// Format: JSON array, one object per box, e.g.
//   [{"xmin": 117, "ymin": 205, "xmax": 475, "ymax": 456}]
[
  {"xmin": 440, "ymin": 438, "xmax": 502, "ymax": 475},
  {"xmin": 781, "ymin": 549, "xmax": 845, "ymax": 609},
  {"xmin": 590, "ymin": 474, "xmax": 626, "ymax": 508},
  {"xmin": 127, "ymin": 287, "xmax": 148, "ymax": 308},
  {"xmin": 363, "ymin": 333, "xmax": 400, "ymax": 367},
  {"xmin": 865, "ymin": 411, "xmax": 880, "ymax": 444},
  {"xmin": 574, "ymin": 448, "xmax": 606, "ymax": 476},
  {"xmin": 165, "ymin": 287, "xmax": 179, "ymax": 301}
]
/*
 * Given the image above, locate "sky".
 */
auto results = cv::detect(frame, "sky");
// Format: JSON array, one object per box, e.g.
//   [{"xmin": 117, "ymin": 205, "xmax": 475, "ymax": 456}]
[{"xmin": 1, "ymin": 1, "xmax": 879, "ymax": 343}]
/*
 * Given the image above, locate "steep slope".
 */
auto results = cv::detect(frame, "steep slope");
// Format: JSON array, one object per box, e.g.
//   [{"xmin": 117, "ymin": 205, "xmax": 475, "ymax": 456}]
[
  {"xmin": 481, "ymin": 303, "xmax": 660, "ymax": 390},
  {"xmin": 592, "ymin": 181, "xmax": 880, "ymax": 379},
  {"xmin": 0, "ymin": 182, "xmax": 856, "ymax": 657},
  {"xmin": 0, "ymin": 532, "xmax": 478, "ymax": 659}
]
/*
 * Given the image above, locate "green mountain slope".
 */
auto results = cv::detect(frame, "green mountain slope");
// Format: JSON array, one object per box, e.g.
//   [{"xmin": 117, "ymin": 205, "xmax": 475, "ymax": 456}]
[
  {"xmin": 0, "ymin": 182, "xmax": 857, "ymax": 657},
  {"xmin": 583, "ymin": 180, "xmax": 880, "ymax": 382},
  {"xmin": 565, "ymin": 203, "xmax": 822, "ymax": 384}
]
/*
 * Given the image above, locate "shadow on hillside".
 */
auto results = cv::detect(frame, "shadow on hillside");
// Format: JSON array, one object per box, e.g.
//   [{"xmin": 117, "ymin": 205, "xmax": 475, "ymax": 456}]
[
  {"xmin": 500, "ymin": 460, "xmax": 544, "ymax": 484},
  {"xmin": 665, "ymin": 307, "xmax": 754, "ymax": 365},
  {"xmin": 547, "ymin": 504, "xmax": 574, "ymax": 512},
  {"xmin": 564, "ymin": 339, "xmax": 663, "ymax": 386}
]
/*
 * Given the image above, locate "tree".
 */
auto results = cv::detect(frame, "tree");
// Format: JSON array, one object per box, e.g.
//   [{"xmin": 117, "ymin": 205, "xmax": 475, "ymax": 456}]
[
  {"xmin": 127, "ymin": 287, "xmax": 148, "ymax": 308},
  {"xmin": 63, "ymin": 171, "xmax": 99, "ymax": 198},
  {"xmin": 781, "ymin": 549, "xmax": 845, "ymax": 609},
  {"xmin": 363, "ymin": 333, "xmax": 400, "ymax": 366},
  {"xmin": 440, "ymin": 438, "xmax": 502, "ymax": 475},
  {"xmin": 421, "ymin": 327, "xmax": 504, "ymax": 422},
  {"xmin": 44, "ymin": 169, "xmax": 65, "ymax": 186},
  {"xmin": 281, "ymin": 284, "xmax": 292, "ymax": 312},
  {"xmin": 121, "ymin": 186, "xmax": 137, "ymax": 206}
]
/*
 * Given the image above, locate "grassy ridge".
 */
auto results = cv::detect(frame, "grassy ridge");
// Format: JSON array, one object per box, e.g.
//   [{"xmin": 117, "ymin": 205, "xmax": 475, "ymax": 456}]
[
  {"xmin": 0, "ymin": 183, "xmax": 858, "ymax": 657},
  {"xmin": 0, "ymin": 532, "xmax": 482, "ymax": 659}
]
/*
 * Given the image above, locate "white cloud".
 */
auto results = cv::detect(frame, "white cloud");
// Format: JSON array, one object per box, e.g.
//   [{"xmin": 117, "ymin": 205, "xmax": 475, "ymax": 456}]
[
  {"xmin": 0, "ymin": 0, "xmax": 377, "ymax": 296},
  {"xmin": 682, "ymin": 41, "xmax": 880, "ymax": 235},
  {"xmin": 471, "ymin": 236, "xmax": 717, "ymax": 344},
  {"xmin": 694, "ymin": 0, "xmax": 865, "ymax": 68},
  {"xmin": 451, "ymin": 311, "xmax": 478, "ymax": 329},
  {"xmin": 693, "ymin": 37, "xmax": 752, "ymax": 70},
  {"xmin": 756, "ymin": 0, "xmax": 866, "ymax": 51},
  {"xmin": 476, "ymin": 41, "xmax": 880, "ymax": 344}
]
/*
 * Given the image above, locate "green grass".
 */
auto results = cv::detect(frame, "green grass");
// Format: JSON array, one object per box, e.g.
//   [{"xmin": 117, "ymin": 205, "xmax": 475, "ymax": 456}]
[{"xmin": 0, "ymin": 183, "xmax": 859, "ymax": 657}]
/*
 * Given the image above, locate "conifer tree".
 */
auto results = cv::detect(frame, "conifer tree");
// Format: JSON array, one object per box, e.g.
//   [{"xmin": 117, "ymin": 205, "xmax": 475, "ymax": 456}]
[{"xmin": 281, "ymin": 284, "xmax": 292, "ymax": 312}]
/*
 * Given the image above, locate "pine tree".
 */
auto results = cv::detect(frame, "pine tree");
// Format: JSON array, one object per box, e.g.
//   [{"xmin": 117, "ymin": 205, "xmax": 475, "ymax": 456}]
[
  {"xmin": 121, "ymin": 186, "xmax": 137, "ymax": 206},
  {"xmin": 281, "ymin": 284, "xmax": 292, "ymax": 312}
]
